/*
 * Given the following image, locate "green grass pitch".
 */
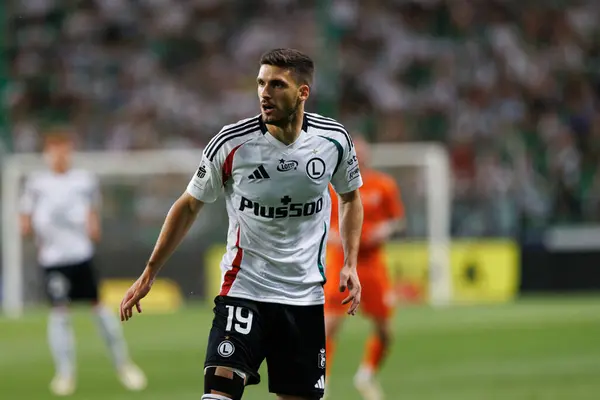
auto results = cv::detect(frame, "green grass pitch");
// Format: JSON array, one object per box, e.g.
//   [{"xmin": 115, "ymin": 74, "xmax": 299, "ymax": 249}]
[{"xmin": 1, "ymin": 296, "xmax": 599, "ymax": 399}]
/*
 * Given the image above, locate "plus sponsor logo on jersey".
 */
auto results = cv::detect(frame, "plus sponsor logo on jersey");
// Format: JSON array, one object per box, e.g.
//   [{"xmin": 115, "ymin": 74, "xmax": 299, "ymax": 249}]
[
  {"xmin": 239, "ymin": 195, "xmax": 324, "ymax": 219},
  {"xmin": 276, "ymin": 159, "xmax": 298, "ymax": 172}
]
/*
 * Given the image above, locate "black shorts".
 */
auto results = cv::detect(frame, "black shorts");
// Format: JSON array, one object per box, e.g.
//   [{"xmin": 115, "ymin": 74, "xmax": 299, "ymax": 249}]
[
  {"xmin": 43, "ymin": 259, "xmax": 99, "ymax": 306},
  {"xmin": 205, "ymin": 295, "xmax": 326, "ymax": 398}
]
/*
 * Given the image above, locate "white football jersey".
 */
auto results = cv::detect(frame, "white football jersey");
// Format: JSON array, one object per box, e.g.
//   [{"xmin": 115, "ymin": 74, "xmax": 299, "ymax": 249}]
[
  {"xmin": 20, "ymin": 169, "xmax": 100, "ymax": 268},
  {"xmin": 187, "ymin": 113, "xmax": 363, "ymax": 305}
]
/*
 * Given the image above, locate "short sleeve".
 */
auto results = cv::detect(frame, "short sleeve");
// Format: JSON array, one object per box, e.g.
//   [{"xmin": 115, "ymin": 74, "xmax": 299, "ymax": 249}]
[
  {"xmin": 19, "ymin": 176, "xmax": 36, "ymax": 214},
  {"xmin": 186, "ymin": 153, "xmax": 224, "ymax": 203},
  {"xmin": 330, "ymin": 139, "xmax": 363, "ymax": 195}
]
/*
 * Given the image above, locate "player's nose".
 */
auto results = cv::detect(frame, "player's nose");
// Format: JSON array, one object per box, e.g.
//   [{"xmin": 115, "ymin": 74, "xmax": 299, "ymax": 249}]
[{"xmin": 259, "ymin": 86, "xmax": 272, "ymax": 99}]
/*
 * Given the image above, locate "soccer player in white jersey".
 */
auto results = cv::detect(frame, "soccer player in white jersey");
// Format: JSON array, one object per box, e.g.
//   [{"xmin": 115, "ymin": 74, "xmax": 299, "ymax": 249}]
[
  {"xmin": 20, "ymin": 131, "xmax": 147, "ymax": 396},
  {"xmin": 120, "ymin": 48, "xmax": 364, "ymax": 400}
]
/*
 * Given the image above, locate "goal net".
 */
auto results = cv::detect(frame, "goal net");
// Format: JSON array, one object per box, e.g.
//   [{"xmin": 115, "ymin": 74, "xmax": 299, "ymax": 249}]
[{"xmin": 1, "ymin": 144, "xmax": 451, "ymax": 318}]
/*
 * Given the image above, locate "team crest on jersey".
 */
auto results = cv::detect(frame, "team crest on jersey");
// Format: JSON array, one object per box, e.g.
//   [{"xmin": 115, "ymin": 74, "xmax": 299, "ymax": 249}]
[
  {"xmin": 217, "ymin": 340, "xmax": 235, "ymax": 358},
  {"xmin": 277, "ymin": 159, "xmax": 298, "ymax": 172},
  {"xmin": 318, "ymin": 348, "xmax": 326, "ymax": 369},
  {"xmin": 306, "ymin": 157, "xmax": 326, "ymax": 180}
]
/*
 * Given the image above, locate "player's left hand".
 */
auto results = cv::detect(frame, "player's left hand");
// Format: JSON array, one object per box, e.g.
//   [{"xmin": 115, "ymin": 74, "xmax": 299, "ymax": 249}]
[
  {"xmin": 120, "ymin": 274, "xmax": 153, "ymax": 322},
  {"xmin": 339, "ymin": 265, "xmax": 361, "ymax": 316}
]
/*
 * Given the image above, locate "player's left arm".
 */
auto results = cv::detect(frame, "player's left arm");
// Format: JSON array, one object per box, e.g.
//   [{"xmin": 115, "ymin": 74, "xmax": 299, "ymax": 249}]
[
  {"xmin": 330, "ymin": 136, "xmax": 364, "ymax": 315},
  {"xmin": 338, "ymin": 189, "xmax": 363, "ymax": 270},
  {"xmin": 87, "ymin": 174, "xmax": 102, "ymax": 243},
  {"xmin": 337, "ymin": 189, "xmax": 363, "ymax": 316}
]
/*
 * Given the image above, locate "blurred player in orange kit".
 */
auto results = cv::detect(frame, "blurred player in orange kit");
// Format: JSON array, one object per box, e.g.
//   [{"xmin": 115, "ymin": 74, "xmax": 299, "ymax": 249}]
[{"xmin": 324, "ymin": 136, "xmax": 404, "ymax": 400}]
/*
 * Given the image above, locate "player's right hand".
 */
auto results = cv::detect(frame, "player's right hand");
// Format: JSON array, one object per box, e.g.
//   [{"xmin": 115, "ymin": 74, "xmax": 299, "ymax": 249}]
[
  {"xmin": 120, "ymin": 274, "xmax": 153, "ymax": 322},
  {"xmin": 339, "ymin": 265, "xmax": 361, "ymax": 316}
]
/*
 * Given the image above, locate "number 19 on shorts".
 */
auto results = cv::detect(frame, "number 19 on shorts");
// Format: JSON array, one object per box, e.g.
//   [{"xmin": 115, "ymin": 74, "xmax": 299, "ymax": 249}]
[{"xmin": 225, "ymin": 305, "xmax": 253, "ymax": 335}]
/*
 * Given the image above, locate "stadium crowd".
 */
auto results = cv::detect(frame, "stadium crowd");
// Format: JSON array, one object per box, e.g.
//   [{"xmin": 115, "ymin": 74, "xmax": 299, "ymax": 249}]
[{"xmin": 4, "ymin": 0, "xmax": 600, "ymax": 235}]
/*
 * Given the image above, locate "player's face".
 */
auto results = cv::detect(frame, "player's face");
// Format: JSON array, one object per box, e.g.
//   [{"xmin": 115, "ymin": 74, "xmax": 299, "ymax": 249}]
[
  {"xmin": 257, "ymin": 65, "xmax": 309, "ymax": 126},
  {"xmin": 44, "ymin": 140, "xmax": 73, "ymax": 172}
]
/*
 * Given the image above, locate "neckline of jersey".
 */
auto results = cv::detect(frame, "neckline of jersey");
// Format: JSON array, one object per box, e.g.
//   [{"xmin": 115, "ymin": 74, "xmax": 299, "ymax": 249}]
[{"xmin": 259, "ymin": 114, "xmax": 310, "ymax": 154}]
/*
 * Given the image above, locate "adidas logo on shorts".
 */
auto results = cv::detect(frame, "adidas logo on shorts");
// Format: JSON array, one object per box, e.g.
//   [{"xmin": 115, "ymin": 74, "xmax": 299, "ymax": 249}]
[{"xmin": 314, "ymin": 375, "xmax": 325, "ymax": 389}]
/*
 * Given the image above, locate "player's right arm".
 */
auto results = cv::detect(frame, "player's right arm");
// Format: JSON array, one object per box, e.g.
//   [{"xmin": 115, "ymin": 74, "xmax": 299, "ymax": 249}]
[
  {"xmin": 19, "ymin": 176, "xmax": 36, "ymax": 238},
  {"xmin": 121, "ymin": 150, "xmax": 224, "ymax": 321},
  {"xmin": 87, "ymin": 174, "xmax": 103, "ymax": 243},
  {"xmin": 143, "ymin": 193, "xmax": 205, "ymax": 279},
  {"xmin": 20, "ymin": 214, "xmax": 33, "ymax": 238}
]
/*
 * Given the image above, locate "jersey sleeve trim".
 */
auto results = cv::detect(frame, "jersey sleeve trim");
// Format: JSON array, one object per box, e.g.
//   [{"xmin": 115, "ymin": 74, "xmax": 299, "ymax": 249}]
[
  {"xmin": 317, "ymin": 135, "xmax": 343, "ymax": 176},
  {"xmin": 204, "ymin": 116, "xmax": 261, "ymax": 162},
  {"xmin": 333, "ymin": 185, "xmax": 361, "ymax": 195},
  {"xmin": 305, "ymin": 113, "xmax": 353, "ymax": 149}
]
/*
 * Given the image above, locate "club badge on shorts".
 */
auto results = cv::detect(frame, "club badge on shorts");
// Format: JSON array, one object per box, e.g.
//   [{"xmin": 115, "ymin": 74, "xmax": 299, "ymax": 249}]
[{"xmin": 218, "ymin": 340, "xmax": 235, "ymax": 358}]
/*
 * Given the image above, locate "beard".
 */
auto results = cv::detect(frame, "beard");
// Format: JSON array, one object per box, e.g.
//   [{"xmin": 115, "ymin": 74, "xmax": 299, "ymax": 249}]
[{"xmin": 263, "ymin": 97, "xmax": 302, "ymax": 127}]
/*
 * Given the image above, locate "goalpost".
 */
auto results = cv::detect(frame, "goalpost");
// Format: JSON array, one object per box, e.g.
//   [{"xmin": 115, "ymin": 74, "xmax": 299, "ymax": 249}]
[{"xmin": 1, "ymin": 143, "xmax": 452, "ymax": 318}]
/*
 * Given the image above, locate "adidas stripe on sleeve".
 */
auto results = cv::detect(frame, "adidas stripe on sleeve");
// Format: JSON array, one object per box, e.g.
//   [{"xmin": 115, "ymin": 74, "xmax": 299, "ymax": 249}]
[
  {"xmin": 305, "ymin": 113, "xmax": 362, "ymax": 195},
  {"xmin": 187, "ymin": 117, "xmax": 261, "ymax": 203}
]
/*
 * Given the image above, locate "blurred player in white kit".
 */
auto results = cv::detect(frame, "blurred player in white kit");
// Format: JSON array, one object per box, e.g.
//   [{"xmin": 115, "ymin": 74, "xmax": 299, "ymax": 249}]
[{"xmin": 19, "ymin": 130, "xmax": 147, "ymax": 396}]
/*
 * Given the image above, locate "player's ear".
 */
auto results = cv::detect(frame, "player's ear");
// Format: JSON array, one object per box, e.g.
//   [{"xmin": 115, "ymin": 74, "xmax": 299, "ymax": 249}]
[{"xmin": 298, "ymin": 84, "xmax": 310, "ymax": 101}]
